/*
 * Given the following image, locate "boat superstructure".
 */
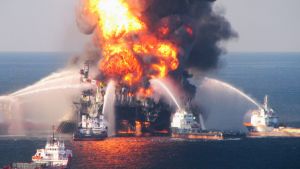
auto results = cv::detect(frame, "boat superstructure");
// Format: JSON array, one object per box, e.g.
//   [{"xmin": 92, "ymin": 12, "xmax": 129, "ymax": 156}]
[
  {"xmin": 31, "ymin": 129, "xmax": 72, "ymax": 168},
  {"xmin": 73, "ymin": 88, "xmax": 108, "ymax": 140},
  {"xmin": 73, "ymin": 62, "xmax": 108, "ymax": 140},
  {"xmin": 244, "ymin": 95, "xmax": 279, "ymax": 132},
  {"xmin": 244, "ymin": 95, "xmax": 300, "ymax": 137},
  {"xmin": 171, "ymin": 108, "xmax": 223, "ymax": 140}
]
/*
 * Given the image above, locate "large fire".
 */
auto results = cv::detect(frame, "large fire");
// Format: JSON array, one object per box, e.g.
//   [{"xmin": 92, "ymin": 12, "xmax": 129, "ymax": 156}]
[
  {"xmin": 88, "ymin": 0, "xmax": 145, "ymax": 40},
  {"xmin": 86, "ymin": 0, "xmax": 179, "ymax": 87}
]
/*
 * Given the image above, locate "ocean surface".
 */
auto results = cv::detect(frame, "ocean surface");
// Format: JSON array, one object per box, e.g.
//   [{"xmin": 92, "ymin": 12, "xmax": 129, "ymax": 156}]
[
  {"xmin": 0, "ymin": 52, "xmax": 300, "ymax": 169},
  {"xmin": 0, "ymin": 52, "xmax": 69, "ymax": 95},
  {"xmin": 217, "ymin": 53, "xmax": 300, "ymax": 123}
]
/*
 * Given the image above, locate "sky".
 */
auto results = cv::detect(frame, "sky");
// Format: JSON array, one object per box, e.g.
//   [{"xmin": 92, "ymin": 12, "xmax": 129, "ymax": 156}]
[
  {"xmin": 0, "ymin": 0, "xmax": 299, "ymax": 53},
  {"xmin": 0, "ymin": 0, "xmax": 88, "ymax": 52},
  {"xmin": 216, "ymin": 0, "xmax": 300, "ymax": 52}
]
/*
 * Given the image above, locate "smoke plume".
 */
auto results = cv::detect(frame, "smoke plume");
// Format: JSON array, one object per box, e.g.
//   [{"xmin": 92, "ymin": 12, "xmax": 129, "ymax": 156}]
[
  {"xmin": 76, "ymin": 0, "xmax": 237, "ymax": 99},
  {"xmin": 144, "ymin": 0, "xmax": 236, "ymax": 69}
]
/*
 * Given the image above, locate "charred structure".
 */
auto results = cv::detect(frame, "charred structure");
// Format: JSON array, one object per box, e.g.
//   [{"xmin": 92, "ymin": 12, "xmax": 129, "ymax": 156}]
[{"xmin": 73, "ymin": 63, "xmax": 174, "ymax": 136}]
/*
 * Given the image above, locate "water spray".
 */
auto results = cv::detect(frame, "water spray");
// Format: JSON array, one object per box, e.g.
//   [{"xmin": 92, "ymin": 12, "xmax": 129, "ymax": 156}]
[
  {"xmin": 12, "ymin": 84, "xmax": 87, "ymax": 97},
  {"xmin": 102, "ymin": 81, "xmax": 116, "ymax": 136},
  {"xmin": 199, "ymin": 113, "xmax": 206, "ymax": 130},
  {"xmin": 150, "ymin": 79, "xmax": 181, "ymax": 110},
  {"xmin": 11, "ymin": 70, "xmax": 79, "ymax": 96},
  {"xmin": 204, "ymin": 78, "xmax": 260, "ymax": 108}
]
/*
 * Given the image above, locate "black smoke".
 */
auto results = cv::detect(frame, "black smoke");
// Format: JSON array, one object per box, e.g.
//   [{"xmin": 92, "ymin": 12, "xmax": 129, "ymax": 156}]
[
  {"xmin": 144, "ymin": 0, "xmax": 237, "ymax": 71},
  {"xmin": 76, "ymin": 0, "xmax": 237, "ymax": 98},
  {"xmin": 142, "ymin": 0, "xmax": 237, "ymax": 99}
]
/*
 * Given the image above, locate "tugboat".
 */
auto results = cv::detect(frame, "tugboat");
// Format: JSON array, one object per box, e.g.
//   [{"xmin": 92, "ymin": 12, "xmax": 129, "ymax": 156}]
[
  {"xmin": 5, "ymin": 127, "xmax": 72, "ymax": 169},
  {"xmin": 73, "ymin": 62, "xmax": 108, "ymax": 141},
  {"xmin": 171, "ymin": 109, "xmax": 223, "ymax": 140},
  {"xmin": 244, "ymin": 95, "xmax": 300, "ymax": 137}
]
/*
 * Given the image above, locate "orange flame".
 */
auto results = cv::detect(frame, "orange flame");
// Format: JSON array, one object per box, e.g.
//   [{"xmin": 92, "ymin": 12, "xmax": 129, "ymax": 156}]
[
  {"xmin": 87, "ymin": 0, "xmax": 180, "ymax": 88},
  {"xmin": 89, "ymin": 0, "xmax": 145, "ymax": 39},
  {"xmin": 137, "ymin": 87, "xmax": 153, "ymax": 98}
]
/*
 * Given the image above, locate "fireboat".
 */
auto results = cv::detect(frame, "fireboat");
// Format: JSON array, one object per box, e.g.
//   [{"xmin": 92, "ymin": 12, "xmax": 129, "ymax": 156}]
[
  {"xmin": 5, "ymin": 127, "xmax": 72, "ymax": 169},
  {"xmin": 244, "ymin": 95, "xmax": 300, "ymax": 137},
  {"xmin": 171, "ymin": 108, "xmax": 224, "ymax": 140},
  {"xmin": 73, "ymin": 62, "xmax": 108, "ymax": 141}
]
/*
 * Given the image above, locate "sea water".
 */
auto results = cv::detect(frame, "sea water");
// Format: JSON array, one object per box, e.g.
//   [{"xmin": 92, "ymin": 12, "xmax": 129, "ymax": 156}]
[{"xmin": 0, "ymin": 52, "xmax": 300, "ymax": 169}]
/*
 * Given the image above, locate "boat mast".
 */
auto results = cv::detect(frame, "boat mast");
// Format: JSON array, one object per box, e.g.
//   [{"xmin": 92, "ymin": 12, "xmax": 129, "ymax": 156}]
[
  {"xmin": 52, "ymin": 125, "xmax": 55, "ymax": 142},
  {"xmin": 263, "ymin": 95, "xmax": 268, "ymax": 110}
]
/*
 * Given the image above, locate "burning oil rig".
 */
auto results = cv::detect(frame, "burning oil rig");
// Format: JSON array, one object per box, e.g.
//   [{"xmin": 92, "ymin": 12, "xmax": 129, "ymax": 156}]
[
  {"xmin": 70, "ymin": 0, "xmax": 235, "ymax": 139},
  {"xmin": 73, "ymin": 62, "xmax": 175, "ymax": 140}
]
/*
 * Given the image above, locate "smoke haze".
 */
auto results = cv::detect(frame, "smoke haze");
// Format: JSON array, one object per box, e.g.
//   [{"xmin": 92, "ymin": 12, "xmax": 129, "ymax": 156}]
[{"xmin": 0, "ymin": 68, "xmax": 90, "ymax": 135}]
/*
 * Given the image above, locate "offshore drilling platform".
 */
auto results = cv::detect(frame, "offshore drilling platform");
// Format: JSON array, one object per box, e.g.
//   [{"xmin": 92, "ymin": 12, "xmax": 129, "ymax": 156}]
[
  {"xmin": 73, "ymin": 62, "xmax": 175, "ymax": 140},
  {"xmin": 72, "ymin": 62, "xmax": 229, "ymax": 141},
  {"xmin": 72, "ymin": 61, "xmax": 239, "ymax": 141}
]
